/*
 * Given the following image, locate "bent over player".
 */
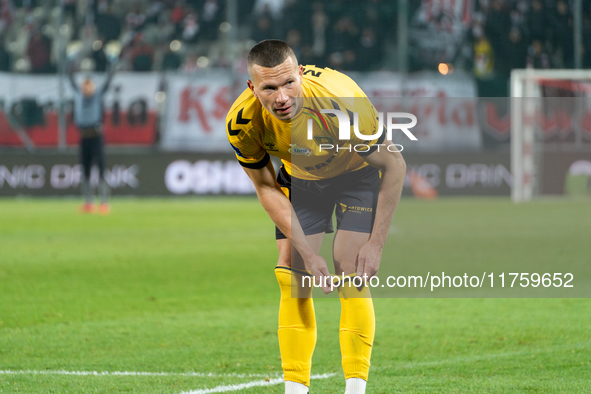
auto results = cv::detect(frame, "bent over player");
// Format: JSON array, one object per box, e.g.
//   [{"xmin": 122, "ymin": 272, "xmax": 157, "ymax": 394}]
[{"xmin": 226, "ymin": 40, "xmax": 406, "ymax": 394}]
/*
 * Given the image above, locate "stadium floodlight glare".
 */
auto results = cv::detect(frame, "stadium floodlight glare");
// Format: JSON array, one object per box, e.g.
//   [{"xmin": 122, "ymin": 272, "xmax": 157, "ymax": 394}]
[
  {"xmin": 104, "ymin": 40, "xmax": 123, "ymax": 62},
  {"xmin": 66, "ymin": 41, "xmax": 83, "ymax": 60}
]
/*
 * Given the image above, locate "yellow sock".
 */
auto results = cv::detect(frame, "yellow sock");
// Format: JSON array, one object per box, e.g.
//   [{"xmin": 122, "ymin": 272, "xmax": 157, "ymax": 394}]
[
  {"xmin": 338, "ymin": 279, "xmax": 375, "ymax": 381},
  {"xmin": 275, "ymin": 266, "xmax": 317, "ymax": 387}
]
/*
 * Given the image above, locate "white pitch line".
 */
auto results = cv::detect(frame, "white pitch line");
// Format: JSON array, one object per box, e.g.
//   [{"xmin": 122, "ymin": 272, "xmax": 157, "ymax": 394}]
[
  {"xmin": 178, "ymin": 373, "xmax": 336, "ymax": 394},
  {"xmin": 177, "ymin": 377, "xmax": 284, "ymax": 394},
  {"xmin": 0, "ymin": 370, "xmax": 279, "ymax": 379},
  {"xmin": 373, "ymin": 341, "xmax": 591, "ymax": 370}
]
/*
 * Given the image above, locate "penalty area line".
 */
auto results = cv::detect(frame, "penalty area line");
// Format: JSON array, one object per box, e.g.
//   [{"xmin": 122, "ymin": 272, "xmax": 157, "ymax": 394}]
[{"xmin": 178, "ymin": 373, "xmax": 336, "ymax": 394}]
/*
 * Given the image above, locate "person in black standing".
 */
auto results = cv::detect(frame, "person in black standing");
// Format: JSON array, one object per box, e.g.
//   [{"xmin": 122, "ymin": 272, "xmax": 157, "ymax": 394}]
[{"xmin": 68, "ymin": 61, "xmax": 116, "ymax": 214}]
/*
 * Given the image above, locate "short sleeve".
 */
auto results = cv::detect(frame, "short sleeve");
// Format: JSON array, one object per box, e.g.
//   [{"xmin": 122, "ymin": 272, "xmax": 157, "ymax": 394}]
[
  {"xmin": 226, "ymin": 111, "xmax": 269, "ymax": 169},
  {"xmin": 230, "ymin": 136, "xmax": 270, "ymax": 169}
]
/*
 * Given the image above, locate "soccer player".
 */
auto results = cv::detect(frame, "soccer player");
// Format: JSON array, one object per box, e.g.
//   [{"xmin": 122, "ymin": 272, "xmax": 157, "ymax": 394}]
[
  {"xmin": 226, "ymin": 40, "xmax": 406, "ymax": 394},
  {"xmin": 68, "ymin": 61, "xmax": 116, "ymax": 214}
]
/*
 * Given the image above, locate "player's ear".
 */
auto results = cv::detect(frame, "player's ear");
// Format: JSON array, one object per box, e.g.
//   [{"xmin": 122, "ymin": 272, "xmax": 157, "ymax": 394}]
[{"xmin": 247, "ymin": 79, "xmax": 256, "ymax": 97}]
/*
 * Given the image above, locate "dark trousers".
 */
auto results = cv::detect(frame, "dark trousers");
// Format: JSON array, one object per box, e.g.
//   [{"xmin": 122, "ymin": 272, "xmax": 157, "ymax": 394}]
[{"xmin": 80, "ymin": 134, "xmax": 105, "ymax": 180}]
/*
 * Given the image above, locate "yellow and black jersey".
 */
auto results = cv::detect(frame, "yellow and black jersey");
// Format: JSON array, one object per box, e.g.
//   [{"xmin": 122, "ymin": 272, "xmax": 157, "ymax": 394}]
[{"xmin": 226, "ymin": 65, "xmax": 383, "ymax": 180}]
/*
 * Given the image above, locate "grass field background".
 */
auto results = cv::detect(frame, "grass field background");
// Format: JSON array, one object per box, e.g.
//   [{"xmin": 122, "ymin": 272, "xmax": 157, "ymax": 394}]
[{"xmin": 0, "ymin": 197, "xmax": 590, "ymax": 393}]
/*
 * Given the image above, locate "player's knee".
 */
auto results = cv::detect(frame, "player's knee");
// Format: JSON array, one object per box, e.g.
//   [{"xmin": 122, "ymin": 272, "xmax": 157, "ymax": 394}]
[
  {"xmin": 333, "ymin": 253, "xmax": 356, "ymax": 276},
  {"xmin": 333, "ymin": 258, "xmax": 346, "ymax": 276}
]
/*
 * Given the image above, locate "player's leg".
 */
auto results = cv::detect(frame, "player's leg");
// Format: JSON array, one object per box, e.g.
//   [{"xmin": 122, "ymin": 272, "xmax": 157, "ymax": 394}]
[
  {"xmin": 275, "ymin": 233, "xmax": 323, "ymax": 394},
  {"xmin": 79, "ymin": 137, "xmax": 94, "ymax": 212},
  {"xmin": 274, "ymin": 165, "xmax": 334, "ymax": 393},
  {"xmin": 277, "ymin": 233, "xmax": 324, "ymax": 268},
  {"xmin": 95, "ymin": 133, "xmax": 110, "ymax": 213},
  {"xmin": 332, "ymin": 167, "xmax": 380, "ymax": 393},
  {"xmin": 333, "ymin": 230, "xmax": 375, "ymax": 394},
  {"xmin": 332, "ymin": 230, "xmax": 369, "ymax": 276}
]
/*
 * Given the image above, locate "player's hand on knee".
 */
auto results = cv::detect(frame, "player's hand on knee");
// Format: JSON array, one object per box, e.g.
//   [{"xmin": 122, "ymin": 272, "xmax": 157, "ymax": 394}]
[
  {"xmin": 305, "ymin": 254, "xmax": 333, "ymax": 294},
  {"xmin": 356, "ymin": 241, "xmax": 383, "ymax": 280}
]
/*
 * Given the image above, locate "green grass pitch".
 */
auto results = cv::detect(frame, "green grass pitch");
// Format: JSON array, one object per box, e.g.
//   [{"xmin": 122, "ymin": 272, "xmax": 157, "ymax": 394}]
[{"xmin": 0, "ymin": 197, "xmax": 590, "ymax": 393}]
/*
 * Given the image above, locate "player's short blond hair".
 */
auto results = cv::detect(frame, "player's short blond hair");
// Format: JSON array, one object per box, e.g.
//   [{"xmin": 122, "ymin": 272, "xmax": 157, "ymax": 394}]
[{"xmin": 247, "ymin": 39, "xmax": 297, "ymax": 78}]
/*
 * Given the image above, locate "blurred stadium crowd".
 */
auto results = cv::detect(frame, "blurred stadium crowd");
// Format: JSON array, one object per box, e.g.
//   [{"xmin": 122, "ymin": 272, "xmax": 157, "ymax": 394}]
[
  {"xmin": 0, "ymin": 0, "xmax": 392, "ymax": 74},
  {"xmin": 468, "ymin": 0, "xmax": 590, "ymax": 80},
  {"xmin": 0, "ymin": 0, "xmax": 589, "ymax": 79}
]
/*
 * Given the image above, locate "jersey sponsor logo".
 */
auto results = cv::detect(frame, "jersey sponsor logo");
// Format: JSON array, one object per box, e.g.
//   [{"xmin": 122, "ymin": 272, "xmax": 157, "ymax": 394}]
[
  {"xmin": 304, "ymin": 107, "xmax": 335, "ymax": 147},
  {"xmin": 339, "ymin": 203, "xmax": 373, "ymax": 214},
  {"xmin": 304, "ymin": 106, "xmax": 330, "ymax": 131},
  {"xmin": 289, "ymin": 144, "xmax": 313, "ymax": 156},
  {"xmin": 264, "ymin": 141, "xmax": 279, "ymax": 152}
]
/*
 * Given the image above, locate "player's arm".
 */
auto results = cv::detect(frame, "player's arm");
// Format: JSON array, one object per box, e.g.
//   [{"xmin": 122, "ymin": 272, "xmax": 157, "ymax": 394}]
[
  {"xmin": 242, "ymin": 160, "xmax": 333, "ymax": 293},
  {"xmin": 357, "ymin": 140, "xmax": 406, "ymax": 278},
  {"xmin": 101, "ymin": 60, "xmax": 118, "ymax": 94},
  {"xmin": 66, "ymin": 61, "xmax": 79, "ymax": 92}
]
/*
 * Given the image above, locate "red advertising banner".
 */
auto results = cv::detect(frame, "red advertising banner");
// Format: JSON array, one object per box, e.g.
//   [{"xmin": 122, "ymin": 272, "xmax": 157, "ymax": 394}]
[{"xmin": 0, "ymin": 72, "xmax": 160, "ymax": 147}]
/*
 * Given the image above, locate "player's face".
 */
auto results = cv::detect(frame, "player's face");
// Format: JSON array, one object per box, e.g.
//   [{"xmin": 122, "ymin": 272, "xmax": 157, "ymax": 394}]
[
  {"xmin": 82, "ymin": 79, "xmax": 96, "ymax": 97},
  {"xmin": 248, "ymin": 56, "xmax": 303, "ymax": 121}
]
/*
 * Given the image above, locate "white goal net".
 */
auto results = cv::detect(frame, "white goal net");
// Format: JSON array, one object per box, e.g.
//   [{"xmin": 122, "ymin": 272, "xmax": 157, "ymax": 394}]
[{"xmin": 510, "ymin": 69, "xmax": 591, "ymax": 202}]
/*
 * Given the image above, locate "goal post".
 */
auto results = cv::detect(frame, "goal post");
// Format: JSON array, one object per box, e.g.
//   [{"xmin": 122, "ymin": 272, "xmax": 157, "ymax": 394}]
[{"xmin": 510, "ymin": 69, "xmax": 591, "ymax": 202}]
